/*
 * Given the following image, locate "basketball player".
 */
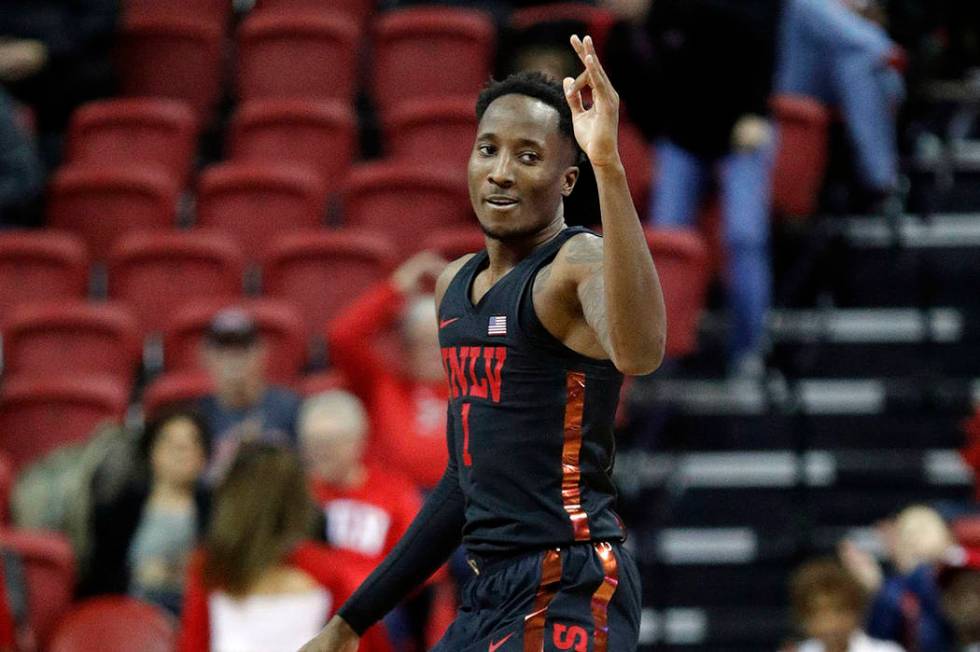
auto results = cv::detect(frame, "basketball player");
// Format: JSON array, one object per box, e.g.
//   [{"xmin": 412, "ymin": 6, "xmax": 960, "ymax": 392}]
[{"xmin": 300, "ymin": 34, "xmax": 666, "ymax": 652}]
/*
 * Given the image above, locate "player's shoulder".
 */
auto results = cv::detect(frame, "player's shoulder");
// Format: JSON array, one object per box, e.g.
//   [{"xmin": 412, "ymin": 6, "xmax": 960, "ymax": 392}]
[
  {"xmin": 550, "ymin": 230, "xmax": 603, "ymax": 282},
  {"xmin": 435, "ymin": 252, "xmax": 478, "ymax": 305}
]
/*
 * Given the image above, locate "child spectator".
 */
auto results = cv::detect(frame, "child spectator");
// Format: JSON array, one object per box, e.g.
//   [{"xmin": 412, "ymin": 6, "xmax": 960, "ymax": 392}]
[
  {"xmin": 327, "ymin": 251, "xmax": 448, "ymax": 491},
  {"xmin": 177, "ymin": 443, "xmax": 390, "ymax": 652},
  {"xmin": 84, "ymin": 407, "xmax": 211, "ymax": 615},
  {"xmin": 788, "ymin": 557, "xmax": 904, "ymax": 652},
  {"xmin": 198, "ymin": 308, "xmax": 301, "ymax": 484}
]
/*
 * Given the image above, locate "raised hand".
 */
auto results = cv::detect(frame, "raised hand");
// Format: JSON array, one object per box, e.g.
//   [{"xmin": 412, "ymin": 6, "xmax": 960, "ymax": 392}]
[{"xmin": 562, "ymin": 35, "xmax": 621, "ymax": 169}]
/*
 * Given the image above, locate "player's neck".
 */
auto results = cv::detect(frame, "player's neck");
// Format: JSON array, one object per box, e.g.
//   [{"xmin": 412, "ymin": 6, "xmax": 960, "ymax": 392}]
[{"xmin": 484, "ymin": 217, "xmax": 565, "ymax": 278}]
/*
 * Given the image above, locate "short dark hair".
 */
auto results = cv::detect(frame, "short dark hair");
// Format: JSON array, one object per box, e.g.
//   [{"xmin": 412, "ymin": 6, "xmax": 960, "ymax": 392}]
[
  {"xmin": 790, "ymin": 558, "xmax": 867, "ymax": 622},
  {"xmin": 140, "ymin": 404, "xmax": 212, "ymax": 462},
  {"xmin": 475, "ymin": 70, "xmax": 583, "ymax": 165}
]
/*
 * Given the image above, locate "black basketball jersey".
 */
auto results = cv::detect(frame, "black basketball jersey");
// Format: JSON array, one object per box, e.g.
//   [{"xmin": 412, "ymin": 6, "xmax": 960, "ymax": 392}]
[{"xmin": 438, "ymin": 226, "xmax": 626, "ymax": 556}]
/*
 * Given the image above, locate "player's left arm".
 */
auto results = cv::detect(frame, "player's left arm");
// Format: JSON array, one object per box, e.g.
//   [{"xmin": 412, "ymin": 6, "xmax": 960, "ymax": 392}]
[{"xmin": 563, "ymin": 34, "xmax": 667, "ymax": 375}]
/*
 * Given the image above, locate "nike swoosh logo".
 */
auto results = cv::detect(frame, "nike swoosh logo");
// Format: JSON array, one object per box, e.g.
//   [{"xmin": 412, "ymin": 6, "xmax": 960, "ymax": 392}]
[
  {"xmin": 439, "ymin": 317, "xmax": 461, "ymax": 329},
  {"xmin": 488, "ymin": 632, "xmax": 514, "ymax": 652}
]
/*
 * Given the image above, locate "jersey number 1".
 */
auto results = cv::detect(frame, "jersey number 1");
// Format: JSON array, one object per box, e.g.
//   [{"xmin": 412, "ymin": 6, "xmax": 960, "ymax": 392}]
[{"xmin": 461, "ymin": 402, "xmax": 472, "ymax": 467}]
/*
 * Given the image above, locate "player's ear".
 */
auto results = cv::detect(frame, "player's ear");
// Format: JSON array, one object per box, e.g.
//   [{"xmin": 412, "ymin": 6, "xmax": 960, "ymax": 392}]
[{"xmin": 561, "ymin": 165, "xmax": 579, "ymax": 197}]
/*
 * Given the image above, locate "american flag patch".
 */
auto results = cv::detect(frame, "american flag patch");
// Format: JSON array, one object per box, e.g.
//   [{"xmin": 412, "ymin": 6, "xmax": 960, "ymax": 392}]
[{"xmin": 487, "ymin": 315, "xmax": 507, "ymax": 336}]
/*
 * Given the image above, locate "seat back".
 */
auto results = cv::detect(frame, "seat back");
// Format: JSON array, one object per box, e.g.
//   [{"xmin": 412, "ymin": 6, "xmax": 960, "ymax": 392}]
[
  {"xmin": 645, "ymin": 228, "xmax": 711, "ymax": 358},
  {"xmin": 238, "ymin": 10, "xmax": 360, "ymax": 102},
  {"xmin": 372, "ymin": 8, "xmax": 494, "ymax": 114},
  {"xmin": 47, "ymin": 166, "xmax": 178, "ymax": 263},
  {"xmin": 0, "ymin": 232, "xmax": 88, "ymax": 317},
  {"xmin": 0, "ymin": 376, "xmax": 128, "ymax": 471},
  {"xmin": 67, "ymin": 98, "xmax": 198, "ymax": 185},
  {"xmin": 49, "ymin": 596, "xmax": 175, "ymax": 652},
  {"xmin": 108, "ymin": 230, "xmax": 245, "ymax": 336},
  {"xmin": 196, "ymin": 163, "xmax": 326, "ymax": 262},
  {"xmin": 2, "ymin": 302, "xmax": 141, "ymax": 386},
  {"xmin": 118, "ymin": 14, "xmax": 224, "ymax": 122},
  {"xmin": 261, "ymin": 230, "xmax": 395, "ymax": 335},
  {"xmin": 229, "ymin": 99, "xmax": 356, "ymax": 194},
  {"xmin": 0, "ymin": 529, "xmax": 75, "ymax": 649}
]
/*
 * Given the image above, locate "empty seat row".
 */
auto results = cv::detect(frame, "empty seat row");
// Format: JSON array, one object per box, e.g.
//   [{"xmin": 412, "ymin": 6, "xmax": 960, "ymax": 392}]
[{"xmin": 117, "ymin": 6, "xmax": 494, "ymax": 122}]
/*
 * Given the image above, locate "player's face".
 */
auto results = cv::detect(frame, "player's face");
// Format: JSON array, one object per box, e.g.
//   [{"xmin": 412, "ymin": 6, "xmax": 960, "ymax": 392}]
[{"xmin": 468, "ymin": 94, "xmax": 578, "ymax": 241}]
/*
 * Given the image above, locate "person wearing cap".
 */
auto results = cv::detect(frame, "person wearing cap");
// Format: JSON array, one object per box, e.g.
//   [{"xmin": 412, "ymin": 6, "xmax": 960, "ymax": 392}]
[{"xmin": 198, "ymin": 308, "xmax": 302, "ymax": 484}]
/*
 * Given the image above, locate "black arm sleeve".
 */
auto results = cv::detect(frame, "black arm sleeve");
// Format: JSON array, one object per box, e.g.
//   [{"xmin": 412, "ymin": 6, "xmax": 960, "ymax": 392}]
[{"xmin": 337, "ymin": 446, "xmax": 465, "ymax": 635}]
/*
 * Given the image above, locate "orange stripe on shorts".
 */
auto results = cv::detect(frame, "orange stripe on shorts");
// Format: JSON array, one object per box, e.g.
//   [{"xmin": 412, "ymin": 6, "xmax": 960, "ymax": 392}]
[
  {"xmin": 523, "ymin": 548, "xmax": 562, "ymax": 652},
  {"xmin": 590, "ymin": 542, "xmax": 620, "ymax": 652}
]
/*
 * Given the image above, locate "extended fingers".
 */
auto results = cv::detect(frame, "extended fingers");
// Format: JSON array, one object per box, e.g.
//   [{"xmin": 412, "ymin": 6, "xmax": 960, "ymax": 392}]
[{"xmin": 563, "ymin": 77, "xmax": 585, "ymax": 114}]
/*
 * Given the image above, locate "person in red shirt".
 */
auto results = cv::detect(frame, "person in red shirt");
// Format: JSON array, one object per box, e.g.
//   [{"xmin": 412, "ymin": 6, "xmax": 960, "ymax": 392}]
[
  {"xmin": 177, "ymin": 443, "xmax": 390, "ymax": 652},
  {"xmin": 299, "ymin": 390, "xmax": 422, "ymax": 577},
  {"xmin": 326, "ymin": 251, "xmax": 449, "ymax": 491}
]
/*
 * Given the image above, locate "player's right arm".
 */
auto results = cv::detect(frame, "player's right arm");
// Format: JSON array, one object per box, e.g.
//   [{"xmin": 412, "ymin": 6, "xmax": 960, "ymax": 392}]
[{"xmin": 299, "ymin": 253, "xmax": 475, "ymax": 652}]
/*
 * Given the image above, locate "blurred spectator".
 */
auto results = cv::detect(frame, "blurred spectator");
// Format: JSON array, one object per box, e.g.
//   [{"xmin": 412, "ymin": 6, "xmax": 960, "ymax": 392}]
[
  {"xmin": 775, "ymin": 0, "xmax": 905, "ymax": 197},
  {"xmin": 177, "ymin": 443, "xmax": 391, "ymax": 652},
  {"xmin": 84, "ymin": 408, "xmax": 211, "ymax": 615},
  {"xmin": 0, "ymin": 0, "xmax": 119, "ymax": 169},
  {"xmin": 0, "ymin": 86, "xmax": 42, "ymax": 227},
  {"xmin": 198, "ymin": 308, "xmax": 302, "ymax": 485},
  {"xmin": 327, "ymin": 251, "xmax": 449, "ymax": 492},
  {"xmin": 939, "ymin": 547, "xmax": 980, "ymax": 651},
  {"xmin": 787, "ymin": 557, "xmax": 904, "ymax": 652},
  {"xmin": 299, "ymin": 390, "xmax": 425, "ymax": 651},
  {"xmin": 0, "ymin": 548, "xmax": 27, "ymax": 652},
  {"xmin": 636, "ymin": 0, "xmax": 781, "ymax": 375},
  {"xmin": 839, "ymin": 505, "xmax": 956, "ymax": 652},
  {"xmin": 300, "ymin": 390, "xmax": 421, "ymax": 575}
]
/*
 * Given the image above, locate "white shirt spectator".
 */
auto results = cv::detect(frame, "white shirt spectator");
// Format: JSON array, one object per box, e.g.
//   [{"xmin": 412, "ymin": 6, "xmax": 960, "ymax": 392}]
[{"xmin": 797, "ymin": 632, "xmax": 905, "ymax": 652}]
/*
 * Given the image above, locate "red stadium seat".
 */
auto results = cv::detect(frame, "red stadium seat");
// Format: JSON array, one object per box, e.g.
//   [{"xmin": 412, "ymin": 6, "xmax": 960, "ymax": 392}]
[
  {"xmin": 262, "ymin": 230, "xmax": 395, "ymax": 336},
  {"xmin": 372, "ymin": 8, "xmax": 494, "ymax": 114},
  {"xmin": 341, "ymin": 162, "xmax": 471, "ymax": 253},
  {"xmin": 770, "ymin": 95, "xmax": 831, "ymax": 218},
  {"xmin": 421, "ymin": 226, "xmax": 485, "ymax": 261},
  {"xmin": 142, "ymin": 371, "xmax": 215, "ymax": 419},
  {"xmin": 163, "ymin": 298, "xmax": 307, "ymax": 384},
  {"xmin": 237, "ymin": 10, "xmax": 360, "ymax": 103},
  {"xmin": 509, "ymin": 3, "xmax": 616, "ymax": 56},
  {"xmin": 123, "ymin": 0, "xmax": 231, "ymax": 26},
  {"xmin": 385, "ymin": 96, "xmax": 477, "ymax": 176},
  {"xmin": 67, "ymin": 98, "xmax": 198, "ymax": 186},
  {"xmin": 2, "ymin": 302, "xmax": 141, "ymax": 386},
  {"xmin": 0, "ymin": 529, "xmax": 75, "ymax": 649},
  {"xmin": 229, "ymin": 99, "xmax": 356, "ymax": 194},
  {"xmin": 255, "ymin": 0, "xmax": 375, "ymax": 28},
  {"xmin": 49, "ymin": 597, "xmax": 174, "ymax": 652},
  {"xmin": 644, "ymin": 228, "xmax": 711, "ymax": 358},
  {"xmin": 46, "ymin": 166, "xmax": 178, "ymax": 262},
  {"xmin": 0, "ymin": 377, "xmax": 128, "ymax": 471},
  {"xmin": 118, "ymin": 14, "xmax": 224, "ymax": 122},
  {"xmin": 0, "ymin": 454, "xmax": 12, "ymax": 524},
  {"xmin": 196, "ymin": 163, "xmax": 326, "ymax": 262},
  {"xmin": 618, "ymin": 119, "xmax": 653, "ymax": 218},
  {"xmin": 0, "ymin": 232, "xmax": 88, "ymax": 317},
  {"xmin": 108, "ymin": 231, "xmax": 245, "ymax": 336}
]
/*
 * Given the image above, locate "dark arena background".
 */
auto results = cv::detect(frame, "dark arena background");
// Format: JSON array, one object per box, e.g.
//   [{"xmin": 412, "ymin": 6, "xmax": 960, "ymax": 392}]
[{"xmin": 0, "ymin": 0, "xmax": 979, "ymax": 650}]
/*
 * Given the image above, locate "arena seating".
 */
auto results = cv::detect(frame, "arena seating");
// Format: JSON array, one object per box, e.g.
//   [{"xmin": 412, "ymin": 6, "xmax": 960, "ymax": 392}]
[
  {"xmin": 228, "ymin": 99, "xmax": 357, "ymax": 195},
  {"xmin": 0, "ymin": 232, "xmax": 89, "ymax": 316},
  {"xmin": 261, "ymin": 229, "xmax": 395, "ymax": 336},
  {"xmin": 122, "ymin": 0, "xmax": 231, "ymax": 27},
  {"xmin": 0, "ymin": 529, "xmax": 75, "ymax": 649},
  {"xmin": 0, "ymin": 376, "xmax": 128, "ymax": 471},
  {"xmin": 107, "ymin": 230, "xmax": 245, "ymax": 335},
  {"xmin": 372, "ymin": 8, "xmax": 495, "ymax": 114},
  {"xmin": 255, "ymin": 0, "xmax": 375, "ymax": 28},
  {"xmin": 237, "ymin": 10, "xmax": 361, "ymax": 103},
  {"xmin": 384, "ymin": 96, "xmax": 477, "ymax": 175},
  {"xmin": 117, "ymin": 14, "xmax": 225, "ymax": 122},
  {"xmin": 195, "ymin": 163, "xmax": 327, "ymax": 262},
  {"xmin": 66, "ymin": 98, "xmax": 199, "ymax": 187},
  {"xmin": 163, "ymin": 298, "xmax": 307, "ymax": 384},
  {"xmin": 48, "ymin": 597, "xmax": 175, "ymax": 652},
  {"xmin": 1, "ymin": 302, "xmax": 141, "ymax": 386},
  {"xmin": 46, "ymin": 167, "xmax": 179, "ymax": 262},
  {"xmin": 142, "ymin": 371, "xmax": 215, "ymax": 419},
  {"xmin": 341, "ymin": 162, "xmax": 471, "ymax": 251}
]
